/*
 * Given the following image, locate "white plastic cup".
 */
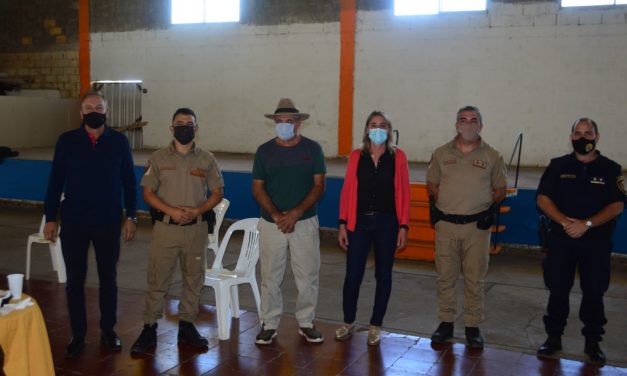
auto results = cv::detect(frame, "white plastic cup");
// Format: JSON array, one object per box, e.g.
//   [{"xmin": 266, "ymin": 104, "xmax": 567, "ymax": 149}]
[{"xmin": 7, "ymin": 273, "xmax": 24, "ymax": 300}]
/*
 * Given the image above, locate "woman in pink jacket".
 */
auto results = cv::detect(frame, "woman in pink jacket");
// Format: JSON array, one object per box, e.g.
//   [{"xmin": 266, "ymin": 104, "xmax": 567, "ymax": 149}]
[{"xmin": 336, "ymin": 111, "xmax": 410, "ymax": 346}]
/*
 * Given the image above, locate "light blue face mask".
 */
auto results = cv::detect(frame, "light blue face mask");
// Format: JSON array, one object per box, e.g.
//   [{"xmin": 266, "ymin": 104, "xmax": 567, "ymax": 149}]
[
  {"xmin": 275, "ymin": 122, "xmax": 295, "ymax": 141},
  {"xmin": 368, "ymin": 128, "xmax": 388, "ymax": 145}
]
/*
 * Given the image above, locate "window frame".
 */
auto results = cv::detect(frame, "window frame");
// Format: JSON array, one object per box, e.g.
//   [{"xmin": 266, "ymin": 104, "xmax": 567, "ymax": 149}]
[
  {"xmin": 171, "ymin": 0, "xmax": 240, "ymax": 25},
  {"xmin": 394, "ymin": 0, "xmax": 487, "ymax": 17},
  {"xmin": 561, "ymin": 0, "xmax": 627, "ymax": 7}
]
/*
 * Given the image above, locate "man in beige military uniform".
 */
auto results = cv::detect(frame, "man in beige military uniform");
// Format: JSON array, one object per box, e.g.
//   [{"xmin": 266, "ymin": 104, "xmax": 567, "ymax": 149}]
[
  {"xmin": 131, "ymin": 108, "xmax": 224, "ymax": 353},
  {"xmin": 426, "ymin": 106, "xmax": 507, "ymax": 349}
]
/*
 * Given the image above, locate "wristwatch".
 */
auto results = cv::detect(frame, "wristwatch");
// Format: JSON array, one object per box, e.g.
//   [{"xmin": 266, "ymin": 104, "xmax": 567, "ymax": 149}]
[
  {"xmin": 585, "ymin": 220, "xmax": 592, "ymax": 229},
  {"xmin": 127, "ymin": 216, "xmax": 138, "ymax": 224}
]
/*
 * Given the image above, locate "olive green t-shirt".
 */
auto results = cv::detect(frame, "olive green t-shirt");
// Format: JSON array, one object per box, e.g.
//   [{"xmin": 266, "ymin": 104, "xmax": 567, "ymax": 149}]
[{"xmin": 252, "ymin": 137, "xmax": 326, "ymax": 222}]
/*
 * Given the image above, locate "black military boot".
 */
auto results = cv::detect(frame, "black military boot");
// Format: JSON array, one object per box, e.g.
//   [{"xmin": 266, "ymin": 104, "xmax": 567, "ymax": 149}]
[
  {"xmin": 537, "ymin": 336, "xmax": 562, "ymax": 357},
  {"xmin": 131, "ymin": 323, "xmax": 158, "ymax": 353},
  {"xmin": 178, "ymin": 320, "xmax": 209, "ymax": 348},
  {"xmin": 465, "ymin": 327, "xmax": 484, "ymax": 349},
  {"xmin": 431, "ymin": 322, "xmax": 454, "ymax": 343},
  {"xmin": 584, "ymin": 338, "xmax": 606, "ymax": 366}
]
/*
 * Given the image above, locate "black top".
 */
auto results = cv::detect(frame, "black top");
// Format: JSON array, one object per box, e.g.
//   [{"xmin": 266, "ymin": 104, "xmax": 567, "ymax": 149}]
[
  {"xmin": 357, "ymin": 150, "xmax": 396, "ymax": 215},
  {"xmin": 537, "ymin": 151, "xmax": 625, "ymax": 237}
]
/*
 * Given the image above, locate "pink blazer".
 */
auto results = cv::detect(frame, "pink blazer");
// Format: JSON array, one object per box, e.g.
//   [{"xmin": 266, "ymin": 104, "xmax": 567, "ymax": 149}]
[{"xmin": 339, "ymin": 147, "xmax": 411, "ymax": 231}]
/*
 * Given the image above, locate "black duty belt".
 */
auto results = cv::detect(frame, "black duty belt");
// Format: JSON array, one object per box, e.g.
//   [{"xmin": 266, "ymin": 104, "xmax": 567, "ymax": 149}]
[
  {"xmin": 153, "ymin": 211, "xmax": 205, "ymax": 226},
  {"xmin": 434, "ymin": 207, "xmax": 492, "ymax": 225}
]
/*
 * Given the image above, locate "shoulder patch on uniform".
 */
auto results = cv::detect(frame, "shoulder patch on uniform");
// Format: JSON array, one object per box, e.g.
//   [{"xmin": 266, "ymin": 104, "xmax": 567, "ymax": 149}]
[
  {"xmin": 560, "ymin": 174, "xmax": 576, "ymax": 179},
  {"xmin": 143, "ymin": 161, "xmax": 151, "ymax": 176},
  {"xmin": 472, "ymin": 159, "xmax": 487, "ymax": 169},
  {"xmin": 618, "ymin": 176, "xmax": 625, "ymax": 195}
]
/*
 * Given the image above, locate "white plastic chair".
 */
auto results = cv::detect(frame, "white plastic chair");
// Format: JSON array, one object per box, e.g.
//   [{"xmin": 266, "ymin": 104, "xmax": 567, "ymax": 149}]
[
  {"xmin": 26, "ymin": 215, "xmax": 66, "ymax": 283},
  {"xmin": 204, "ymin": 218, "xmax": 261, "ymax": 340},
  {"xmin": 205, "ymin": 198, "xmax": 230, "ymax": 270}
]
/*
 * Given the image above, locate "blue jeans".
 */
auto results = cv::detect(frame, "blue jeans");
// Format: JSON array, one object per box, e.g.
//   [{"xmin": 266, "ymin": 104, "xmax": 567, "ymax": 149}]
[{"xmin": 342, "ymin": 213, "xmax": 398, "ymax": 326}]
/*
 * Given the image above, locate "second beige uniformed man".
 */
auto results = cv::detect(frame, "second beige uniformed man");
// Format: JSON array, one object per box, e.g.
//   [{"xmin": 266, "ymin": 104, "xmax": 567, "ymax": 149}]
[
  {"xmin": 427, "ymin": 106, "xmax": 507, "ymax": 349},
  {"xmin": 131, "ymin": 108, "xmax": 224, "ymax": 353}
]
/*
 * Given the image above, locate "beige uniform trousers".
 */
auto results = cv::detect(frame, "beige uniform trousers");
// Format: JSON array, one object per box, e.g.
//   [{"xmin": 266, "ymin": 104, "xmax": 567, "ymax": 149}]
[
  {"xmin": 435, "ymin": 220, "xmax": 490, "ymax": 327},
  {"xmin": 258, "ymin": 216, "xmax": 321, "ymax": 330},
  {"xmin": 143, "ymin": 220, "xmax": 208, "ymax": 324}
]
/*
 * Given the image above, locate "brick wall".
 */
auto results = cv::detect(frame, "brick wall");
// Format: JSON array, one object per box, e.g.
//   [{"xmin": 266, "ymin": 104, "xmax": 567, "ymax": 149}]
[
  {"xmin": 0, "ymin": 51, "xmax": 80, "ymax": 98},
  {"xmin": 0, "ymin": 0, "xmax": 78, "ymax": 98}
]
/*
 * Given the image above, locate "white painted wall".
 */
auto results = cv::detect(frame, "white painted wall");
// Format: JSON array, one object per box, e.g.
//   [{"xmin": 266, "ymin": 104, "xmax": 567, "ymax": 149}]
[
  {"xmin": 90, "ymin": 2, "xmax": 627, "ymax": 167},
  {"xmin": 91, "ymin": 23, "xmax": 340, "ymax": 155},
  {"xmin": 0, "ymin": 96, "xmax": 78, "ymax": 148},
  {"xmin": 354, "ymin": 3, "xmax": 627, "ymax": 166}
]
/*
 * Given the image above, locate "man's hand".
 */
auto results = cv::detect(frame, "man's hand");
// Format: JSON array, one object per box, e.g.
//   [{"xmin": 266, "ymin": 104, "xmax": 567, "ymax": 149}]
[
  {"xmin": 396, "ymin": 227, "xmax": 408, "ymax": 250},
  {"xmin": 276, "ymin": 209, "xmax": 302, "ymax": 234},
  {"xmin": 179, "ymin": 206, "xmax": 201, "ymax": 222},
  {"xmin": 44, "ymin": 221, "xmax": 58, "ymax": 242},
  {"xmin": 338, "ymin": 225, "xmax": 349, "ymax": 250},
  {"xmin": 168, "ymin": 207, "xmax": 194, "ymax": 224},
  {"xmin": 123, "ymin": 219, "xmax": 136, "ymax": 241},
  {"xmin": 563, "ymin": 217, "xmax": 588, "ymax": 238}
]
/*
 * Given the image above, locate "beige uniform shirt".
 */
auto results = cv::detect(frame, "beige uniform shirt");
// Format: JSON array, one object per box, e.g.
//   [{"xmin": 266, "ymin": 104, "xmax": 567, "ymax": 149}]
[
  {"xmin": 141, "ymin": 142, "xmax": 224, "ymax": 207},
  {"xmin": 427, "ymin": 138, "xmax": 507, "ymax": 215}
]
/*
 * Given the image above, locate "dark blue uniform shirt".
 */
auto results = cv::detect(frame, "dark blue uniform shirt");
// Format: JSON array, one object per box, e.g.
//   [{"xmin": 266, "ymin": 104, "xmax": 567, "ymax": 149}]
[{"xmin": 537, "ymin": 151, "xmax": 624, "ymax": 237}]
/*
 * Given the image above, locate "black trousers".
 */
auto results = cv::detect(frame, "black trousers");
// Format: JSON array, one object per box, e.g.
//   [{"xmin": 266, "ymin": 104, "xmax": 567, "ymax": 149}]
[
  {"xmin": 543, "ymin": 232, "xmax": 611, "ymax": 341},
  {"xmin": 60, "ymin": 222, "xmax": 121, "ymax": 338}
]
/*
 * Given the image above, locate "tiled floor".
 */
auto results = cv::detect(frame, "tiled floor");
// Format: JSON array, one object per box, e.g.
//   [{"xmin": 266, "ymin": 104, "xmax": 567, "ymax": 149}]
[{"xmin": 5, "ymin": 276, "xmax": 627, "ymax": 376}]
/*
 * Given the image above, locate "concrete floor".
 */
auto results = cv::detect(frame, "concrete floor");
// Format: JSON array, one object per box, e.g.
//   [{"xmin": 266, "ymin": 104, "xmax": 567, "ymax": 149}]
[{"xmin": 1, "ymin": 206, "xmax": 626, "ymax": 368}]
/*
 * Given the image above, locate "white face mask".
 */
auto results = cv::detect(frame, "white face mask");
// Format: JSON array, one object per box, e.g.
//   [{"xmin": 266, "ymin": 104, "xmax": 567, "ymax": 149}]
[{"xmin": 275, "ymin": 122, "xmax": 295, "ymax": 140}]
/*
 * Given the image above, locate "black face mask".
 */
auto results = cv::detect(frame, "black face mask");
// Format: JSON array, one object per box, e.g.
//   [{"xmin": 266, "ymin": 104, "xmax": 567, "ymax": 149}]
[
  {"xmin": 82, "ymin": 112, "xmax": 107, "ymax": 129},
  {"xmin": 173, "ymin": 126, "xmax": 195, "ymax": 145},
  {"xmin": 572, "ymin": 138, "xmax": 596, "ymax": 155}
]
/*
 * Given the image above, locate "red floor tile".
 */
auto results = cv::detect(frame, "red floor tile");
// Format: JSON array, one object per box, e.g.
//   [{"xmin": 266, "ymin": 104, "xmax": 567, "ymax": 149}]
[{"xmin": 3, "ymin": 275, "xmax": 626, "ymax": 376}]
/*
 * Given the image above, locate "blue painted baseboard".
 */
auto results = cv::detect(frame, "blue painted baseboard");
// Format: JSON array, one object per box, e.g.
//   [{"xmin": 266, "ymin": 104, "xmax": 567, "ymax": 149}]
[{"xmin": 1, "ymin": 159, "xmax": 625, "ymax": 254}]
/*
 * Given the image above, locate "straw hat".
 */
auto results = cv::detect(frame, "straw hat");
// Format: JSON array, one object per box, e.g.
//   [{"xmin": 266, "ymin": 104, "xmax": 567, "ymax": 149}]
[{"xmin": 264, "ymin": 98, "xmax": 310, "ymax": 120}]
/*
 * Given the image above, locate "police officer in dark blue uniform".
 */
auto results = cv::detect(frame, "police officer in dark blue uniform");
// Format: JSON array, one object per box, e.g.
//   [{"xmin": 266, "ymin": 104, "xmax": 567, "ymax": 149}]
[{"xmin": 536, "ymin": 118, "xmax": 625, "ymax": 365}]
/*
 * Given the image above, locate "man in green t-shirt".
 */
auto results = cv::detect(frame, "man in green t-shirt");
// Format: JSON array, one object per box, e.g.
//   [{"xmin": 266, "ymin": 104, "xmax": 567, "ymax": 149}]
[{"xmin": 252, "ymin": 98, "xmax": 327, "ymax": 345}]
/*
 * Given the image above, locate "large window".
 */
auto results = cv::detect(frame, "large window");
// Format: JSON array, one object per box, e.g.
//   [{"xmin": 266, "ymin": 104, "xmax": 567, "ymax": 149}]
[
  {"xmin": 562, "ymin": 0, "xmax": 627, "ymax": 6},
  {"xmin": 395, "ymin": 0, "xmax": 486, "ymax": 16},
  {"xmin": 171, "ymin": 0, "xmax": 239, "ymax": 24}
]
